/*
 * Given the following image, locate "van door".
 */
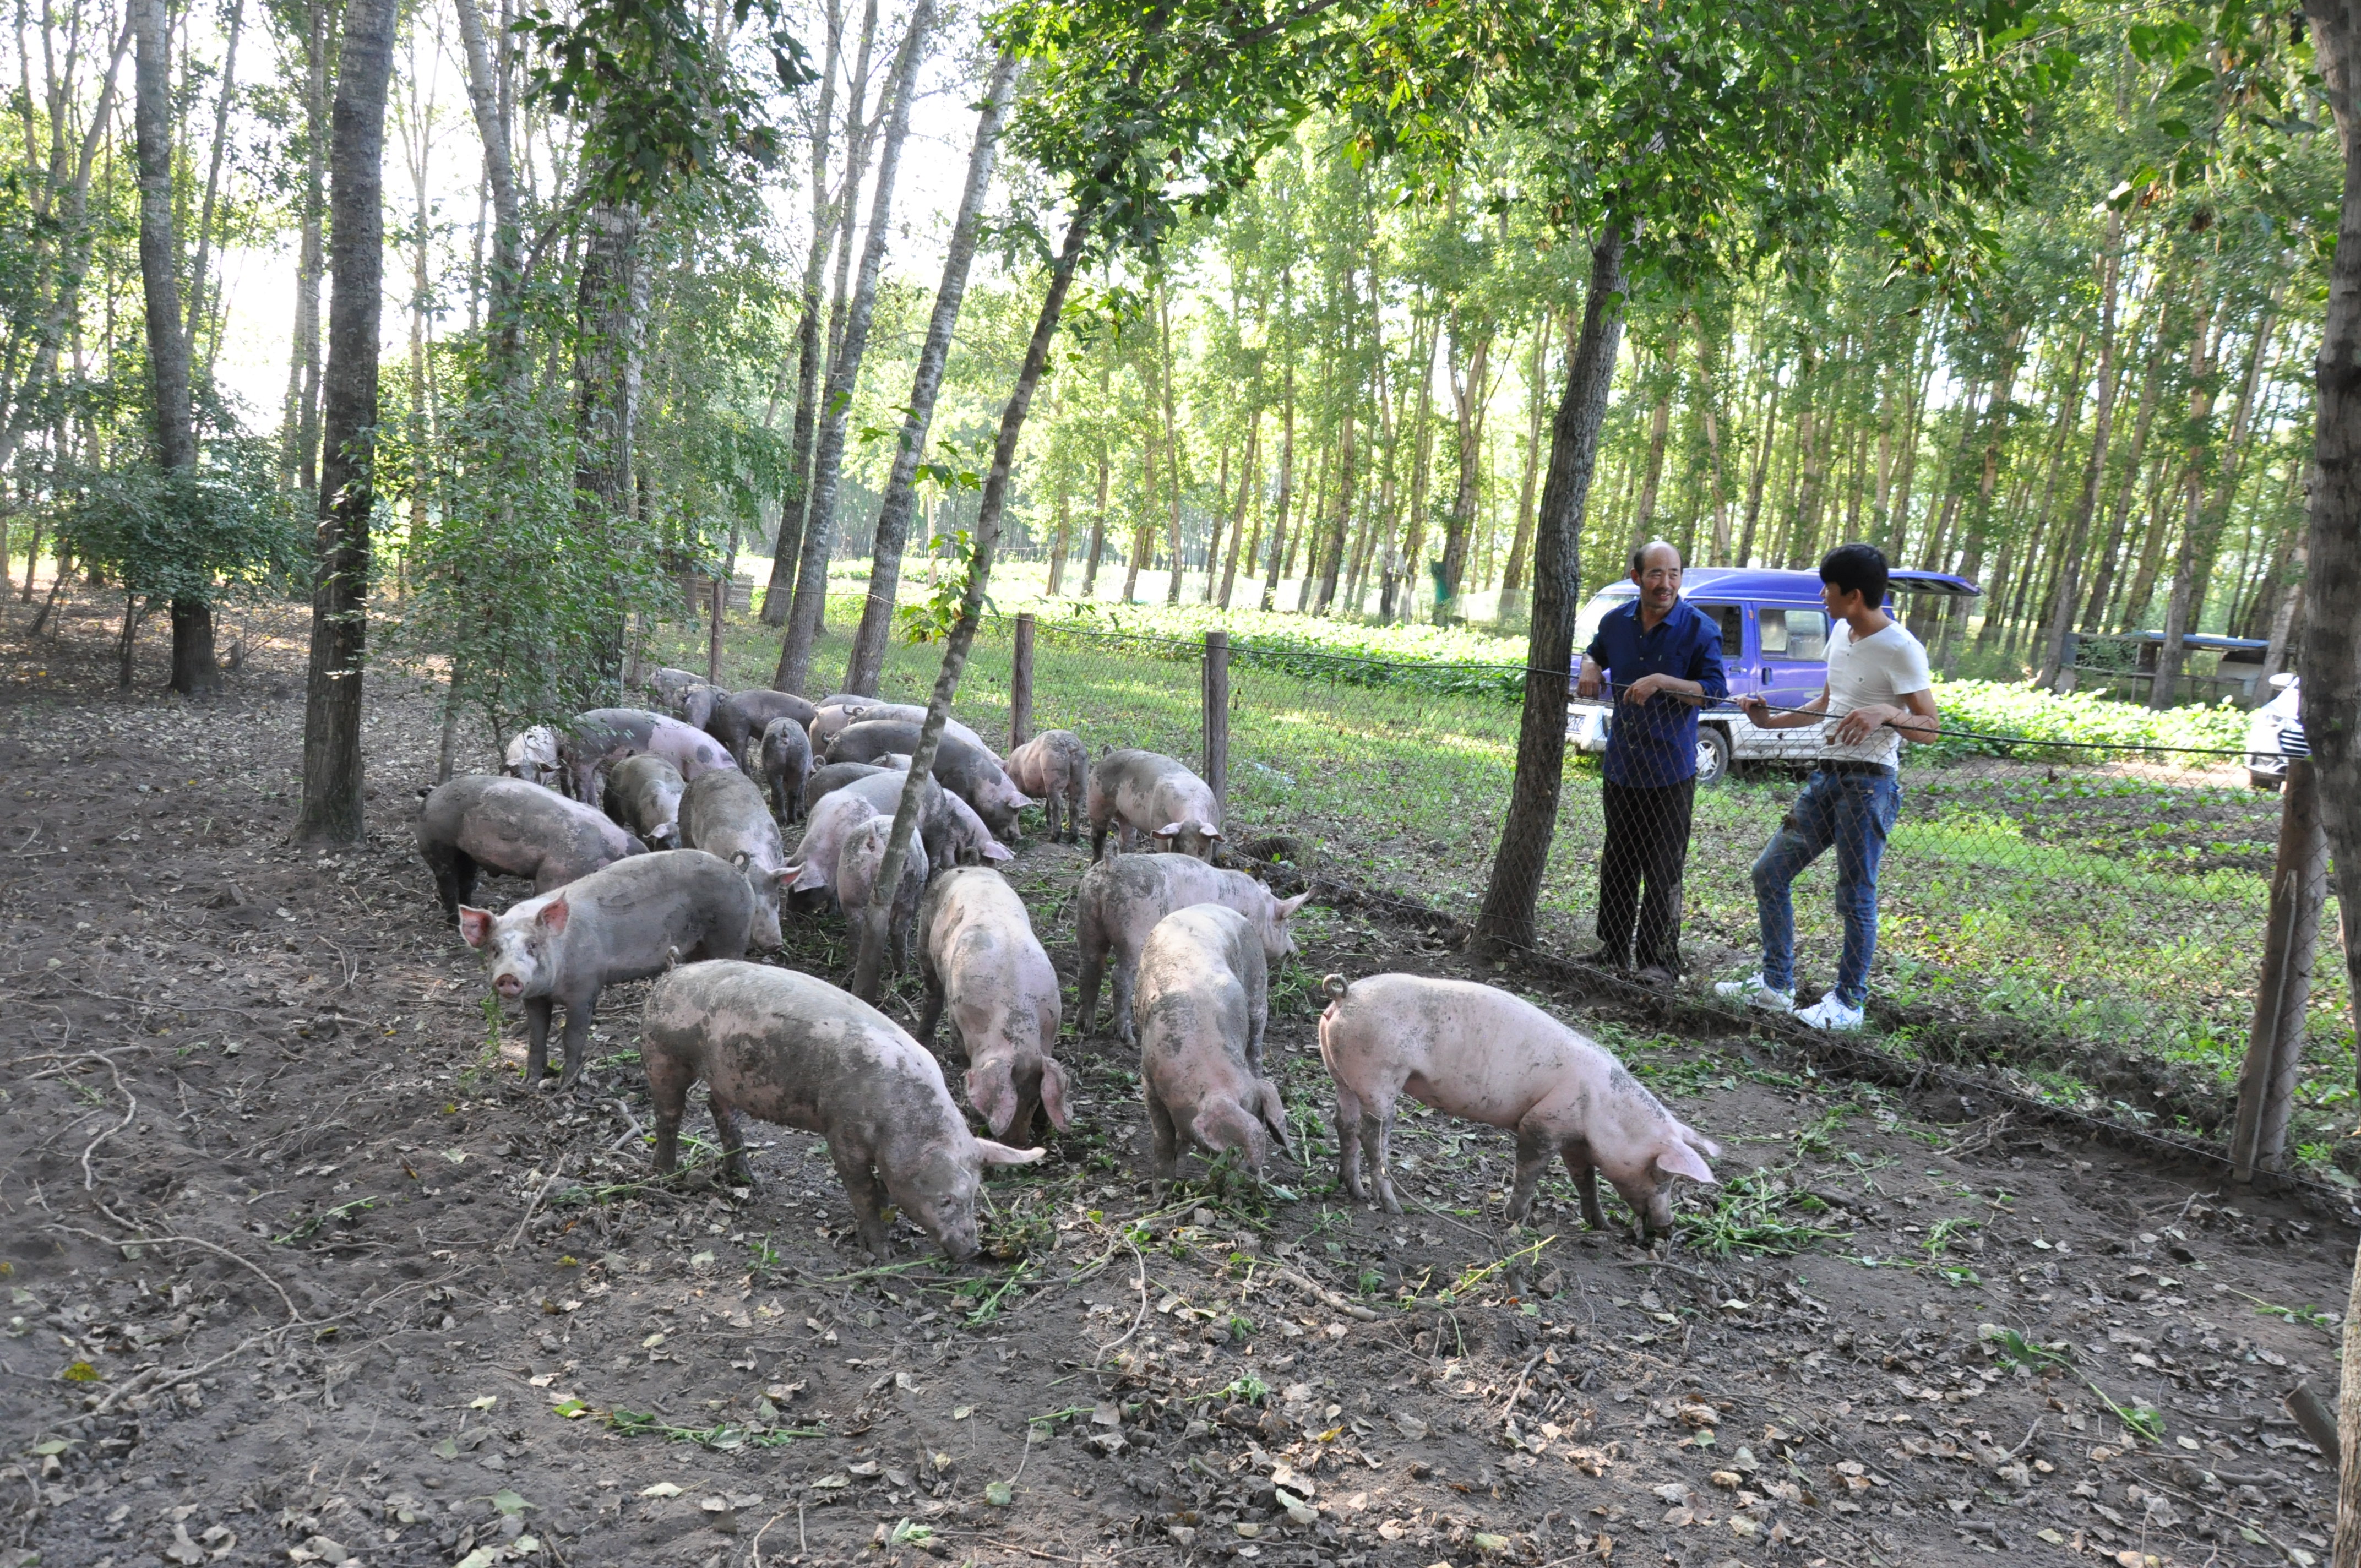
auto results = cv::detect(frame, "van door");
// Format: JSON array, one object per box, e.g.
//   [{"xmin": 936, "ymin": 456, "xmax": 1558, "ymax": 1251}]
[
  {"xmin": 1691, "ymin": 602, "xmax": 1747, "ymax": 694},
  {"xmin": 1757, "ymin": 603, "xmax": 1830, "ymax": 716}
]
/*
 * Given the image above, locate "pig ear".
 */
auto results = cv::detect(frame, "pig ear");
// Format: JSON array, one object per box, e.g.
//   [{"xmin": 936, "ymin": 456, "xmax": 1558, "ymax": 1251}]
[
  {"xmin": 788, "ymin": 860, "xmax": 826, "ymax": 892},
  {"xmin": 1038, "ymin": 1059, "xmax": 1073, "ymax": 1131},
  {"xmin": 1156, "ymin": 822, "xmax": 1186, "ymax": 839},
  {"xmin": 973, "ymin": 1139, "xmax": 1046, "ymax": 1167},
  {"xmin": 536, "ymin": 897, "xmax": 570, "ymax": 935},
  {"xmin": 965, "ymin": 1060, "xmax": 1018, "ymax": 1140},
  {"xmin": 1275, "ymin": 892, "xmax": 1310, "ymax": 917},
  {"xmin": 983, "ymin": 841, "xmax": 1013, "ymax": 863},
  {"xmin": 771, "ymin": 866, "xmax": 798, "ymax": 889},
  {"xmin": 1199, "ymin": 822, "xmax": 1223, "ymax": 841},
  {"xmin": 1653, "ymin": 1139, "xmax": 1716, "ymax": 1185},
  {"xmin": 457, "ymin": 907, "xmax": 494, "ymax": 948}
]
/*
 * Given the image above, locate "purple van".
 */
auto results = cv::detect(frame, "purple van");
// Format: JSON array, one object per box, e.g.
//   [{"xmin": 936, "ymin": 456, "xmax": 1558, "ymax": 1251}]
[{"xmin": 1565, "ymin": 567, "xmax": 1981, "ymax": 782}]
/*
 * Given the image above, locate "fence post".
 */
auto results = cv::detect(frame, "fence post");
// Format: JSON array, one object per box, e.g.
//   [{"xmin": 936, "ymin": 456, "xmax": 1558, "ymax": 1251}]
[
  {"xmin": 706, "ymin": 577, "xmax": 726, "ymax": 685},
  {"xmin": 1203, "ymin": 630, "xmax": 1230, "ymax": 811},
  {"xmin": 2229, "ymin": 756, "xmax": 2330, "ymax": 1183},
  {"xmin": 1011, "ymin": 612, "xmax": 1036, "ymax": 750}
]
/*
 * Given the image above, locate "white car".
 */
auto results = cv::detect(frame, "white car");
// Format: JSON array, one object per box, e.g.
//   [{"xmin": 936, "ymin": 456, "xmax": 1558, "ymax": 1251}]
[{"xmin": 2245, "ymin": 673, "xmax": 2305, "ymax": 790}]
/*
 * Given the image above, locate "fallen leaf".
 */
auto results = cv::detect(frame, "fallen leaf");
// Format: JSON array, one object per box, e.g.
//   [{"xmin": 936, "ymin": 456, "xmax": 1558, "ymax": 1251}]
[
  {"xmin": 984, "ymin": 1480, "xmax": 1014, "ymax": 1507},
  {"xmin": 59, "ymin": 1361, "xmax": 100, "ymax": 1383},
  {"xmin": 640, "ymin": 1481, "xmax": 684, "ymax": 1498},
  {"xmin": 163, "ymin": 1524, "xmax": 205, "ymax": 1565}
]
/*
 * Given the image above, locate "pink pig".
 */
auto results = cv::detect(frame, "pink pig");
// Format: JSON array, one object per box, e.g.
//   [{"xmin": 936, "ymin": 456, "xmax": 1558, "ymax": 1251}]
[{"xmin": 1316, "ymin": 973, "xmax": 1718, "ymax": 1239}]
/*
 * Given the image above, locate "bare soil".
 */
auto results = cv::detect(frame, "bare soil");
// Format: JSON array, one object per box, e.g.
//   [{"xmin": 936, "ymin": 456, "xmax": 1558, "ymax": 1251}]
[{"xmin": 3, "ymin": 589, "xmax": 2355, "ymax": 1568}]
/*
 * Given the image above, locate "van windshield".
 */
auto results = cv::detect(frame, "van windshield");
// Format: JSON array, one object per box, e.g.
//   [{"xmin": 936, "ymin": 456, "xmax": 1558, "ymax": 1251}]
[{"xmin": 1575, "ymin": 586, "xmax": 1637, "ymax": 653}]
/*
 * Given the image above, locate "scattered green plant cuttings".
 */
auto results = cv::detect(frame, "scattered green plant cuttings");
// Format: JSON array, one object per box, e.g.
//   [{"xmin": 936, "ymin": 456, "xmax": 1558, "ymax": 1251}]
[
  {"xmin": 1675, "ymin": 1171, "xmax": 1847, "ymax": 1258},
  {"xmin": 273, "ymin": 1197, "xmax": 379, "ymax": 1245}
]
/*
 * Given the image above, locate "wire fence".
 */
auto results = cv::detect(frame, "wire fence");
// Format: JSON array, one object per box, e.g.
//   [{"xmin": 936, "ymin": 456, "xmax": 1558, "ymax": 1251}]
[
  {"xmin": 997, "ymin": 613, "xmax": 2351, "ymax": 1184},
  {"xmin": 644, "ymin": 594, "xmax": 2349, "ymax": 1189}
]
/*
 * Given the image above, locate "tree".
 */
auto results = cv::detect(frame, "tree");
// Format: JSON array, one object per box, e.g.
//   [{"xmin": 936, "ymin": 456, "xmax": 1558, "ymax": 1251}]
[
  {"xmin": 295, "ymin": 0, "xmax": 398, "ymax": 845},
  {"xmin": 842, "ymin": 51, "xmax": 1024, "ymax": 695},
  {"xmin": 1345, "ymin": 0, "xmax": 2072, "ymax": 950}
]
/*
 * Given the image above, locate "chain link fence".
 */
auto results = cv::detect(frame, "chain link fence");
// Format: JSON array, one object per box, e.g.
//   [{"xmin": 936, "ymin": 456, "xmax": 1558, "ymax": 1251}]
[{"xmin": 998, "ymin": 612, "xmax": 2350, "ymax": 1184}]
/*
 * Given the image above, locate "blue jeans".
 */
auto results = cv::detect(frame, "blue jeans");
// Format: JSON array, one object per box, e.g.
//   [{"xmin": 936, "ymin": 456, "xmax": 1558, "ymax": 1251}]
[{"xmin": 1752, "ymin": 767, "xmax": 1902, "ymax": 1006}]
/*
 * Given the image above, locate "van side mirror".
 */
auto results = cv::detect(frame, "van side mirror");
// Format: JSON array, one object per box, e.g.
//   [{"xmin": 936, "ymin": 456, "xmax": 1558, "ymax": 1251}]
[{"xmin": 2270, "ymin": 671, "xmax": 2297, "ymax": 690}]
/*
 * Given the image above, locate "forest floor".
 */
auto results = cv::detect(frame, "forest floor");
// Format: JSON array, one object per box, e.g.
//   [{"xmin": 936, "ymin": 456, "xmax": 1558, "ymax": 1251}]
[{"xmin": 2, "ymin": 586, "xmax": 2355, "ymax": 1568}]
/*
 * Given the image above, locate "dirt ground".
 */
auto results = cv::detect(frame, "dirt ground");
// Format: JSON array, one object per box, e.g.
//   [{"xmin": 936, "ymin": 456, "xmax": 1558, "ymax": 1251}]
[{"xmin": 4, "ymin": 589, "xmax": 2359, "ymax": 1568}]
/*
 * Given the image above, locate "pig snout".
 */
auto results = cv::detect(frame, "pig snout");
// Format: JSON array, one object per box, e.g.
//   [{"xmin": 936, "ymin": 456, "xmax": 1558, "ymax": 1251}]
[{"xmin": 493, "ymin": 971, "xmax": 524, "ymax": 999}]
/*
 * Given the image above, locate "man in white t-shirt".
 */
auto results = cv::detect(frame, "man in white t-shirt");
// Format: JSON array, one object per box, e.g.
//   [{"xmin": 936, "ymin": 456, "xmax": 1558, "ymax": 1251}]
[{"xmin": 1713, "ymin": 543, "xmax": 1941, "ymax": 1031}]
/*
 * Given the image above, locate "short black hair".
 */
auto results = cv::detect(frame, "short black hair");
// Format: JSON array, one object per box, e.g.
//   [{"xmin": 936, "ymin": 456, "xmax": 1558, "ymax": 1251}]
[{"xmin": 1820, "ymin": 542, "xmax": 1889, "ymax": 607}]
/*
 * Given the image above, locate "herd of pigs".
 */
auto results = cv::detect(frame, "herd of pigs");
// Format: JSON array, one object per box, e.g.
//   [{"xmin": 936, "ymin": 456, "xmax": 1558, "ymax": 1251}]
[{"xmin": 411, "ymin": 670, "xmax": 1722, "ymax": 1265}]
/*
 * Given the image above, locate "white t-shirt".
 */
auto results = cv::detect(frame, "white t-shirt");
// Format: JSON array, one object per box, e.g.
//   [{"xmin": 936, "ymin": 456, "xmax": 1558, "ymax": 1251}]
[{"xmin": 1819, "ymin": 618, "xmax": 1933, "ymax": 768}]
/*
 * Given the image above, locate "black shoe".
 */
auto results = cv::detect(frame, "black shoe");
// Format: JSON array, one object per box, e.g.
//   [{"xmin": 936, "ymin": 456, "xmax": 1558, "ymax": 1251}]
[
  {"xmin": 1633, "ymin": 964, "xmax": 1677, "ymax": 989},
  {"xmin": 1573, "ymin": 946, "xmax": 1627, "ymax": 969}
]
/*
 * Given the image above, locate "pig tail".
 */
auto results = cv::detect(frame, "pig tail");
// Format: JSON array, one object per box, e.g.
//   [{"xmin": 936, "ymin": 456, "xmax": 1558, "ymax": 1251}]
[{"xmin": 1320, "ymin": 974, "xmax": 1350, "ymax": 1001}]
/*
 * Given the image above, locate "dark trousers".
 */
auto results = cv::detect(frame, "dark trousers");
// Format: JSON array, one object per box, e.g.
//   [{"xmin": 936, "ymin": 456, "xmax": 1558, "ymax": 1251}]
[{"xmin": 1596, "ymin": 776, "xmax": 1697, "ymax": 971}]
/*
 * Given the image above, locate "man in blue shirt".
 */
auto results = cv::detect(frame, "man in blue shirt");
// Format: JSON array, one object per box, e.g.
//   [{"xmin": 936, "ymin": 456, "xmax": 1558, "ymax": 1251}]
[{"xmin": 1576, "ymin": 540, "xmax": 1727, "ymax": 984}]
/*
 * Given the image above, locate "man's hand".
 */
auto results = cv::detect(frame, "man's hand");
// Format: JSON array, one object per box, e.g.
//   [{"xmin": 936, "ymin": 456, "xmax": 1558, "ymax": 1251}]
[
  {"xmin": 1620, "ymin": 672, "xmax": 1669, "ymax": 705},
  {"xmin": 1832, "ymin": 704, "xmax": 1892, "ymax": 745},
  {"xmin": 1576, "ymin": 658, "xmax": 1604, "ymax": 700},
  {"xmin": 1737, "ymin": 694, "xmax": 1771, "ymax": 726}
]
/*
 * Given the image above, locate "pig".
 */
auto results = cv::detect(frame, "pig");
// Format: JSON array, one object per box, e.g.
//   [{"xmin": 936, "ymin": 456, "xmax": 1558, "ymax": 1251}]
[
  {"xmin": 640, "ymin": 961, "xmax": 1045, "ymax": 1260},
  {"xmin": 417, "ymin": 774, "xmax": 646, "ymax": 922},
  {"xmin": 801, "ymin": 759, "xmax": 899, "ymax": 818},
  {"xmin": 828, "ymin": 720, "xmax": 1031, "ymax": 839},
  {"xmin": 560, "ymin": 707, "xmax": 738, "ymax": 804},
  {"xmin": 812, "ymin": 699, "xmax": 991, "ymax": 758},
  {"xmin": 676, "ymin": 768, "xmax": 795, "ymax": 949},
  {"xmin": 645, "ymin": 666, "xmax": 704, "ymax": 708},
  {"xmin": 916, "ymin": 868, "xmax": 1070, "ymax": 1147},
  {"xmin": 939, "ymin": 790, "xmax": 1016, "ymax": 868},
  {"xmin": 758, "ymin": 717, "xmax": 814, "ymax": 824},
  {"xmin": 708, "ymin": 689, "xmax": 820, "ymax": 767},
  {"xmin": 602, "ymin": 753, "xmax": 686, "ymax": 848},
  {"xmin": 1088, "ymin": 749, "xmax": 1223, "ymax": 860},
  {"xmin": 502, "ymin": 725, "xmax": 561, "ymax": 788},
  {"xmin": 1074, "ymin": 854, "xmax": 1309, "ymax": 1043},
  {"xmin": 458, "ymin": 850, "xmax": 754, "ymax": 1092},
  {"xmin": 1134, "ymin": 905, "xmax": 1292, "ymax": 1187},
  {"xmin": 1315, "ymin": 973, "xmax": 1720, "ymax": 1239},
  {"xmin": 836, "ymin": 816, "xmax": 929, "ymax": 974},
  {"xmin": 789, "ymin": 770, "xmax": 999, "ymax": 901},
  {"xmin": 1005, "ymin": 729, "xmax": 1088, "ymax": 844},
  {"xmin": 677, "ymin": 682, "xmax": 728, "ymax": 731}
]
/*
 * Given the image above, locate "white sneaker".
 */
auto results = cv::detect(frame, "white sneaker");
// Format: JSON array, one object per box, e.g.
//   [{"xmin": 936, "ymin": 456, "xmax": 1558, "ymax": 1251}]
[
  {"xmin": 1713, "ymin": 974, "xmax": 1793, "ymax": 1014},
  {"xmin": 1795, "ymin": 992, "xmax": 1865, "ymax": 1032}
]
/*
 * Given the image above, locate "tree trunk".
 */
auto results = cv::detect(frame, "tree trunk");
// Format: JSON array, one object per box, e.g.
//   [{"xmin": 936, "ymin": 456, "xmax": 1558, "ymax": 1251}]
[
  {"xmin": 1737, "ymin": 371, "xmax": 1781, "ymax": 564},
  {"xmin": 282, "ymin": 0, "xmax": 331, "ymax": 492},
  {"xmin": 2041, "ymin": 213, "xmax": 2125, "ymax": 687},
  {"xmin": 296, "ymin": 0, "xmax": 395, "ymax": 845},
  {"xmin": 1083, "ymin": 385, "xmax": 1111, "ymax": 596},
  {"xmin": 573, "ymin": 199, "xmax": 645, "ymax": 678},
  {"xmin": 1439, "ymin": 322, "xmax": 1491, "ymax": 613},
  {"xmin": 841, "ymin": 50, "xmax": 1018, "ymax": 695},
  {"xmin": 1124, "ymin": 424, "xmax": 1156, "ymax": 602},
  {"xmin": 2085, "ymin": 288, "xmax": 2173, "ymax": 629},
  {"xmin": 1315, "ymin": 410, "xmax": 1355, "ymax": 613},
  {"xmin": 761, "ymin": 0, "xmax": 850, "ymax": 625},
  {"xmin": 2297, "ymin": 8, "xmax": 2361, "ymax": 1559},
  {"xmin": 1475, "ymin": 226, "xmax": 1624, "ymax": 953},
  {"xmin": 1394, "ymin": 320, "xmax": 1438, "ymax": 606},
  {"xmin": 1696, "ymin": 317, "xmax": 1732, "ymax": 562},
  {"xmin": 1260, "ymin": 358, "xmax": 1294, "ymax": 610},
  {"xmin": 133, "ymin": 0, "xmax": 216, "ymax": 695},
  {"xmin": 1218, "ymin": 415, "xmax": 1259, "ymax": 608},
  {"xmin": 452, "ymin": 0, "xmax": 522, "ymax": 347},
  {"xmin": 1497, "ymin": 313, "xmax": 1551, "ymax": 620},
  {"xmin": 851, "ymin": 202, "xmax": 1095, "ymax": 998},
  {"xmin": 1157, "ymin": 286, "xmax": 1188, "ymax": 604},
  {"xmin": 2153, "ymin": 281, "xmax": 2220, "ymax": 709},
  {"xmin": 182, "ymin": 0, "xmax": 243, "ymax": 374},
  {"xmin": 1983, "ymin": 333, "xmax": 2085, "ymax": 654},
  {"xmin": 775, "ymin": 0, "xmax": 934, "ymax": 694}
]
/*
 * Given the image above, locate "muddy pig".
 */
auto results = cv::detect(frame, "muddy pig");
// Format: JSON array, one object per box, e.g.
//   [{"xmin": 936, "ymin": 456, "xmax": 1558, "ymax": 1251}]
[
  {"xmin": 503, "ymin": 725, "xmax": 562, "ymax": 788},
  {"xmin": 418, "ymin": 774, "xmax": 645, "ymax": 922},
  {"xmin": 458, "ymin": 850, "xmax": 754, "ymax": 1091},
  {"xmin": 836, "ymin": 816, "xmax": 929, "ymax": 974},
  {"xmin": 708, "ymin": 689, "xmax": 820, "ymax": 767},
  {"xmin": 561, "ymin": 708, "xmax": 739, "ymax": 804},
  {"xmin": 1005, "ymin": 729, "xmax": 1087, "ymax": 843},
  {"xmin": 677, "ymin": 768, "xmax": 794, "ymax": 949},
  {"xmin": 1316, "ymin": 973, "xmax": 1718, "ymax": 1238},
  {"xmin": 916, "ymin": 868, "xmax": 1069, "ymax": 1146},
  {"xmin": 812, "ymin": 699, "xmax": 991, "ymax": 758},
  {"xmin": 828, "ymin": 720, "xmax": 1030, "ymax": 839},
  {"xmin": 640, "ymin": 961, "xmax": 1043, "ymax": 1259},
  {"xmin": 801, "ymin": 758, "xmax": 901, "ymax": 818},
  {"xmin": 758, "ymin": 717, "xmax": 814, "ymax": 824},
  {"xmin": 603, "ymin": 753, "xmax": 686, "ymax": 848},
  {"xmin": 678, "ymin": 682, "xmax": 728, "ymax": 731},
  {"xmin": 646, "ymin": 666, "xmax": 704, "ymax": 708},
  {"xmin": 1135, "ymin": 905, "xmax": 1291, "ymax": 1188},
  {"xmin": 1075, "ymin": 854, "xmax": 1307, "ymax": 1043},
  {"xmin": 1088, "ymin": 749, "xmax": 1222, "ymax": 860}
]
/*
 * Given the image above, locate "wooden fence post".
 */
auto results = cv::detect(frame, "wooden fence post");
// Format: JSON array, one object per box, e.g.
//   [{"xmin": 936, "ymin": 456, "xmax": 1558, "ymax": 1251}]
[
  {"xmin": 2230, "ymin": 756, "xmax": 2331, "ymax": 1183},
  {"xmin": 1204, "ymin": 631, "xmax": 1230, "ymax": 812},
  {"xmin": 706, "ymin": 577, "xmax": 726, "ymax": 685},
  {"xmin": 1011, "ymin": 613, "xmax": 1036, "ymax": 750}
]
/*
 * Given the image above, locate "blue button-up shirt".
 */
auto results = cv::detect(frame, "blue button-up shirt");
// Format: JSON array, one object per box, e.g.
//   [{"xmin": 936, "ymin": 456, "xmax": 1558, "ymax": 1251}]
[{"xmin": 1585, "ymin": 596, "xmax": 1729, "ymax": 787}]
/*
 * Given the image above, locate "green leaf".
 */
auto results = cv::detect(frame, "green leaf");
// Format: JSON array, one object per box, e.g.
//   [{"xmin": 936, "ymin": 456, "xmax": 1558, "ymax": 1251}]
[
  {"xmin": 984, "ymin": 1480, "xmax": 1014, "ymax": 1507},
  {"xmin": 58, "ymin": 1362, "xmax": 100, "ymax": 1384}
]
